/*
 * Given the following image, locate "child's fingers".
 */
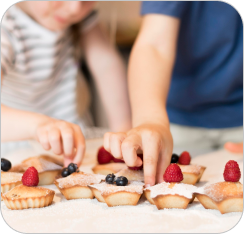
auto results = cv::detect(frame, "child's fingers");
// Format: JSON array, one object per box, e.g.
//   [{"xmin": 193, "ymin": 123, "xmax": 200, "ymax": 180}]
[
  {"xmin": 60, "ymin": 127, "xmax": 74, "ymax": 157},
  {"xmin": 103, "ymin": 132, "xmax": 112, "ymax": 152},
  {"xmin": 224, "ymin": 142, "xmax": 243, "ymax": 154},
  {"xmin": 121, "ymin": 134, "xmax": 142, "ymax": 167},
  {"xmin": 72, "ymin": 126, "xmax": 86, "ymax": 167},
  {"xmin": 142, "ymin": 135, "xmax": 161, "ymax": 187},
  {"xmin": 48, "ymin": 128, "xmax": 63, "ymax": 155},
  {"xmin": 37, "ymin": 129, "xmax": 51, "ymax": 151},
  {"xmin": 110, "ymin": 132, "xmax": 127, "ymax": 159}
]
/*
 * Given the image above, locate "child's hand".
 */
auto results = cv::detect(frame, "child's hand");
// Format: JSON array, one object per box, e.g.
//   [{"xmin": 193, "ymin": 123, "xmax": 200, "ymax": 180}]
[
  {"xmin": 35, "ymin": 119, "xmax": 85, "ymax": 167},
  {"xmin": 104, "ymin": 123, "xmax": 173, "ymax": 186},
  {"xmin": 224, "ymin": 142, "xmax": 243, "ymax": 154}
]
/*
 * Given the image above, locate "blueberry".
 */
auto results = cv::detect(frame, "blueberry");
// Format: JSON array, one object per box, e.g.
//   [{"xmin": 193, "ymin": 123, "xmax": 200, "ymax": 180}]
[
  {"xmin": 61, "ymin": 168, "xmax": 70, "ymax": 177},
  {"xmin": 1, "ymin": 158, "xmax": 11, "ymax": 171},
  {"xmin": 67, "ymin": 163, "xmax": 78, "ymax": 174},
  {"xmin": 171, "ymin": 154, "xmax": 179, "ymax": 164},
  {"xmin": 105, "ymin": 173, "xmax": 115, "ymax": 184},
  {"xmin": 115, "ymin": 176, "xmax": 128, "ymax": 186}
]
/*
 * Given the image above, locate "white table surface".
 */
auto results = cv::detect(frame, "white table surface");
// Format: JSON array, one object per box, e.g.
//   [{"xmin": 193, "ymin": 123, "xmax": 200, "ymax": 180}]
[{"xmin": 1, "ymin": 138, "xmax": 243, "ymax": 233}]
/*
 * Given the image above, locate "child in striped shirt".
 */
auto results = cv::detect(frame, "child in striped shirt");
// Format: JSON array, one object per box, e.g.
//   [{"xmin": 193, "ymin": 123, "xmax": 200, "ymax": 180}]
[{"xmin": 1, "ymin": 1, "xmax": 131, "ymax": 166}]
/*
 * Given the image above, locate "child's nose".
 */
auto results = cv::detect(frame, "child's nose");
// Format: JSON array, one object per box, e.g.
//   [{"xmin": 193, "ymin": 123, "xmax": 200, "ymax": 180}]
[{"xmin": 68, "ymin": 1, "xmax": 82, "ymax": 16}]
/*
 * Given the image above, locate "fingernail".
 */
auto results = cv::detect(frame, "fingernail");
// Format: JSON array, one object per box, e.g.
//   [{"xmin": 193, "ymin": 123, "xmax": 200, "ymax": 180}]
[{"xmin": 145, "ymin": 184, "xmax": 151, "ymax": 188}]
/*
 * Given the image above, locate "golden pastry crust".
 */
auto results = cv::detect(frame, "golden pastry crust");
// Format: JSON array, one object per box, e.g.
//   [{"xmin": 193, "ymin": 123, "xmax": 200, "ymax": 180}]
[
  {"xmin": 89, "ymin": 187, "xmax": 105, "ymax": 203},
  {"xmin": 1, "ymin": 172, "xmax": 23, "ymax": 200},
  {"xmin": 92, "ymin": 163, "xmax": 127, "ymax": 175},
  {"xmin": 54, "ymin": 172, "xmax": 105, "ymax": 200},
  {"xmin": 2, "ymin": 184, "xmax": 55, "ymax": 210},
  {"xmin": 115, "ymin": 168, "xmax": 144, "ymax": 182},
  {"xmin": 195, "ymin": 181, "xmax": 243, "ymax": 214},
  {"xmin": 179, "ymin": 164, "xmax": 206, "ymax": 185}
]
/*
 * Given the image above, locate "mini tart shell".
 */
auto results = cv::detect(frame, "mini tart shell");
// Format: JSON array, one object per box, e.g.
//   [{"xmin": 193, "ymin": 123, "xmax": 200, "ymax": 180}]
[
  {"xmin": 89, "ymin": 187, "xmax": 105, "ymax": 203},
  {"xmin": 153, "ymin": 194, "xmax": 192, "ymax": 210},
  {"xmin": 179, "ymin": 165, "xmax": 206, "ymax": 185},
  {"xmin": 54, "ymin": 181, "xmax": 94, "ymax": 200},
  {"xmin": 195, "ymin": 182, "xmax": 243, "ymax": 214},
  {"xmin": 2, "ymin": 185, "xmax": 55, "ymax": 210},
  {"xmin": 92, "ymin": 163, "xmax": 127, "ymax": 175},
  {"xmin": 103, "ymin": 191, "xmax": 142, "ymax": 207},
  {"xmin": 38, "ymin": 170, "xmax": 62, "ymax": 185}
]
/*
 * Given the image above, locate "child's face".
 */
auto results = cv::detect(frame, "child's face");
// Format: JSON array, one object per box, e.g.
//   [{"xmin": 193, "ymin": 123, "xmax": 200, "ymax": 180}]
[{"xmin": 18, "ymin": 1, "xmax": 96, "ymax": 31}]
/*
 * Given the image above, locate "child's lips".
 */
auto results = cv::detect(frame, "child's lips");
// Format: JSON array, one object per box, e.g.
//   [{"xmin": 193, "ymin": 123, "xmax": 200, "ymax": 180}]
[{"xmin": 54, "ymin": 15, "xmax": 68, "ymax": 24}]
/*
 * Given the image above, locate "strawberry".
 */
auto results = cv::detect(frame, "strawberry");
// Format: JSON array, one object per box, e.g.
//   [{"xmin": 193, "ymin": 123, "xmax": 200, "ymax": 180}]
[
  {"xmin": 163, "ymin": 163, "xmax": 183, "ymax": 183},
  {"xmin": 223, "ymin": 160, "xmax": 241, "ymax": 182},
  {"xmin": 128, "ymin": 154, "xmax": 143, "ymax": 171},
  {"xmin": 22, "ymin": 167, "xmax": 39, "ymax": 186},
  {"xmin": 97, "ymin": 146, "xmax": 113, "ymax": 164},
  {"xmin": 178, "ymin": 151, "xmax": 191, "ymax": 165}
]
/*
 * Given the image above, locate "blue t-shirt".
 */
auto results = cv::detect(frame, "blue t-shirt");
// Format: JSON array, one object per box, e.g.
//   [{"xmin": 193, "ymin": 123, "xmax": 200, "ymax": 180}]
[{"xmin": 141, "ymin": 1, "xmax": 243, "ymax": 128}]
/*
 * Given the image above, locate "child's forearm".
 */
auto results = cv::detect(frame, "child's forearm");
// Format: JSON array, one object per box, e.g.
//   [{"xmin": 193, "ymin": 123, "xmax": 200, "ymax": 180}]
[
  {"xmin": 83, "ymin": 25, "xmax": 131, "ymax": 132},
  {"xmin": 1, "ymin": 104, "xmax": 50, "ymax": 142}
]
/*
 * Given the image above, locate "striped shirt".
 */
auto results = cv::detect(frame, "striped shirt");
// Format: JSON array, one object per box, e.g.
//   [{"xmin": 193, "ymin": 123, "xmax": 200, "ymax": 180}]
[{"xmin": 1, "ymin": 5, "xmax": 98, "ymax": 134}]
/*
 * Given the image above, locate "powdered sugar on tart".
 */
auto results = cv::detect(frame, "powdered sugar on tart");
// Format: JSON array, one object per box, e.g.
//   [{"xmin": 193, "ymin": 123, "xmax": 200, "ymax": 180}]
[
  {"xmin": 197, "ymin": 181, "xmax": 243, "ymax": 202},
  {"xmin": 56, "ymin": 172, "xmax": 105, "ymax": 189},
  {"xmin": 90, "ymin": 181, "xmax": 144, "ymax": 196},
  {"xmin": 115, "ymin": 168, "xmax": 144, "ymax": 181},
  {"xmin": 1, "ymin": 172, "xmax": 23, "ymax": 184},
  {"xmin": 22, "ymin": 158, "xmax": 62, "ymax": 173},
  {"xmin": 179, "ymin": 164, "xmax": 202, "ymax": 174},
  {"xmin": 146, "ymin": 182, "xmax": 197, "ymax": 199}
]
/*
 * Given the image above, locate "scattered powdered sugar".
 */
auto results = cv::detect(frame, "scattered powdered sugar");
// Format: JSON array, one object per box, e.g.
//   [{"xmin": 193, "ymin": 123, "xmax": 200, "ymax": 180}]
[
  {"xmin": 1, "ymin": 172, "xmax": 23, "ymax": 184},
  {"xmin": 197, "ymin": 182, "xmax": 243, "ymax": 202},
  {"xmin": 147, "ymin": 182, "xmax": 197, "ymax": 199},
  {"xmin": 115, "ymin": 168, "xmax": 144, "ymax": 181},
  {"xmin": 179, "ymin": 164, "xmax": 202, "ymax": 174},
  {"xmin": 56, "ymin": 172, "xmax": 105, "ymax": 188},
  {"xmin": 89, "ymin": 181, "xmax": 145, "ymax": 195},
  {"xmin": 23, "ymin": 158, "xmax": 62, "ymax": 172}
]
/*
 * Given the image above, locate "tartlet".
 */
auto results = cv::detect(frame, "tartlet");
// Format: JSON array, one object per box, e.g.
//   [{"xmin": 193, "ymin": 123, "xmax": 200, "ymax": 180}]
[
  {"xmin": 1, "ymin": 171, "xmax": 23, "ymax": 200},
  {"xmin": 92, "ymin": 163, "xmax": 127, "ymax": 175},
  {"xmin": 89, "ymin": 181, "xmax": 144, "ymax": 207},
  {"xmin": 179, "ymin": 164, "xmax": 206, "ymax": 185},
  {"xmin": 196, "ymin": 182, "xmax": 243, "ymax": 214},
  {"xmin": 144, "ymin": 182, "xmax": 197, "ymax": 209},
  {"xmin": 115, "ymin": 168, "xmax": 144, "ymax": 182},
  {"xmin": 2, "ymin": 184, "xmax": 55, "ymax": 210},
  {"xmin": 54, "ymin": 172, "xmax": 105, "ymax": 200},
  {"xmin": 10, "ymin": 157, "xmax": 63, "ymax": 185}
]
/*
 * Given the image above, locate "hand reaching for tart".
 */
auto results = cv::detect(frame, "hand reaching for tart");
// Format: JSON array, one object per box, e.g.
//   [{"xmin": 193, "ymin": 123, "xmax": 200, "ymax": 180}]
[
  {"xmin": 35, "ymin": 119, "xmax": 86, "ymax": 167},
  {"xmin": 103, "ymin": 123, "xmax": 173, "ymax": 187}
]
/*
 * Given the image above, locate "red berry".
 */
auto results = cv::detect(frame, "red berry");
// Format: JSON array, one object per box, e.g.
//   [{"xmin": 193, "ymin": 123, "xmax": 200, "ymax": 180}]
[
  {"xmin": 223, "ymin": 160, "xmax": 241, "ymax": 182},
  {"xmin": 163, "ymin": 164, "xmax": 183, "ymax": 183},
  {"xmin": 178, "ymin": 151, "xmax": 191, "ymax": 165},
  {"xmin": 128, "ymin": 154, "xmax": 143, "ymax": 171},
  {"xmin": 22, "ymin": 167, "xmax": 39, "ymax": 186},
  {"xmin": 113, "ymin": 158, "xmax": 124, "ymax": 163},
  {"xmin": 97, "ymin": 147, "xmax": 113, "ymax": 164}
]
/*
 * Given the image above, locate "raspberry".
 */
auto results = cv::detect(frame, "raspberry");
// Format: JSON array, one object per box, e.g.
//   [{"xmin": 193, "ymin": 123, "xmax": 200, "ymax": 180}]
[
  {"xmin": 163, "ymin": 164, "xmax": 183, "ymax": 183},
  {"xmin": 128, "ymin": 154, "xmax": 143, "ymax": 171},
  {"xmin": 178, "ymin": 151, "xmax": 191, "ymax": 165},
  {"xmin": 22, "ymin": 167, "xmax": 39, "ymax": 186},
  {"xmin": 113, "ymin": 158, "xmax": 125, "ymax": 163},
  {"xmin": 97, "ymin": 146, "xmax": 113, "ymax": 164},
  {"xmin": 223, "ymin": 160, "xmax": 241, "ymax": 182}
]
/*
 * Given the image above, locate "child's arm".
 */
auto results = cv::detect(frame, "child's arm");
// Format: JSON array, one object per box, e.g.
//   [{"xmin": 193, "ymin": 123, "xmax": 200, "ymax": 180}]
[
  {"xmin": 82, "ymin": 24, "xmax": 131, "ymax": 132},
  {"xmin": 104, "ymin": 15, "xmax": 180, "ymax": 186},
  {"xmin": 1, "ymin": 70, "xmax": 85, "ymax": 167}
]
